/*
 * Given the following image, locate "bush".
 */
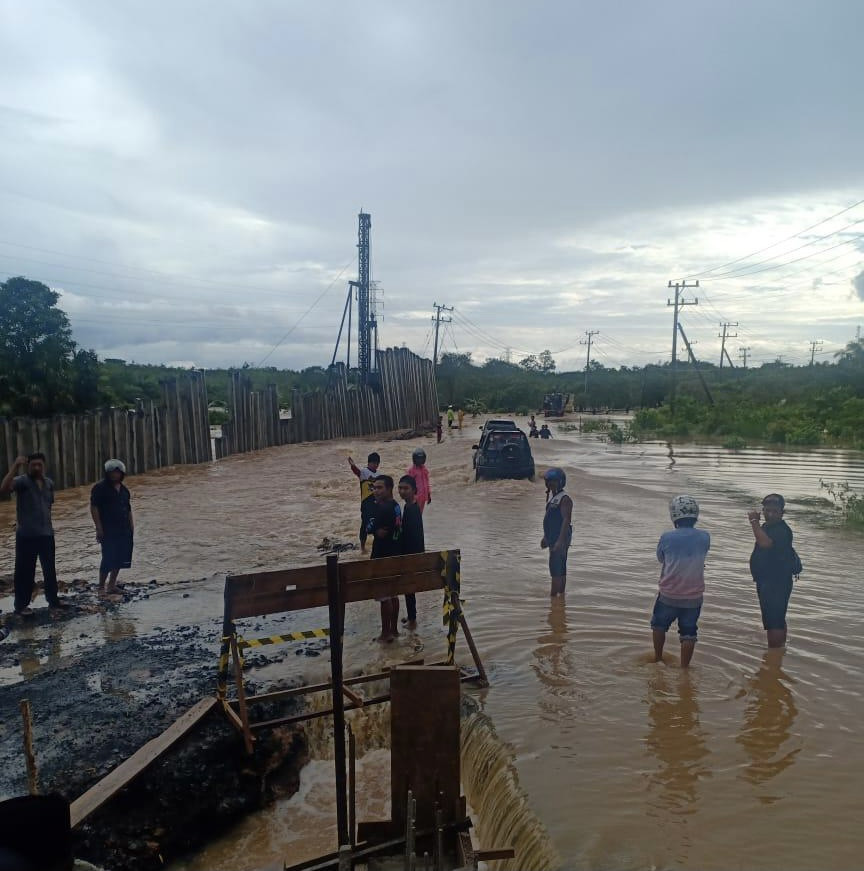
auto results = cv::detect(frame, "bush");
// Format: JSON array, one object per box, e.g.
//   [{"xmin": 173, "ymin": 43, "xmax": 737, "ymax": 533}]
[
  {"xmin": 820, "ymin": 480, "xmax": 864, "ymax": 526},
  {"xmin": 722, "ymin": 435, "xmax": 747, "ymax": 450}
]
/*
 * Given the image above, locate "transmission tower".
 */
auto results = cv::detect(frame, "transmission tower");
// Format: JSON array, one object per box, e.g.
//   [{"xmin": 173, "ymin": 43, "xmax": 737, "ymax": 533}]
[
  {"xmin": 580, "ymin": 330, "xmax": 599, "ymax": 394},
  {"xmin": 354, "ymin": 211, "xmax": 375, "ymax": 377},
  {"xmin": 718, "ymin": 322, "xmax": 738, "ymax": 368},
  {"xmin": 431, "ymin": 302, "xmax": 453, "ymax": 367},
  {"xmin": 667, "ymin": 280, "xmax": 699, "ymax": 412}
]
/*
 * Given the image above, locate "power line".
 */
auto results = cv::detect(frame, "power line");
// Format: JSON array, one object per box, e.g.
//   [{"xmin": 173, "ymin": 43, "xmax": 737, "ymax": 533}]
[
  {"xmin": 683, "ymin": 197, "xmax": 864, "ymax": 279},
  {"xmin": 256, "ymin": 260, "xmax": 352, "ymax": 367}
]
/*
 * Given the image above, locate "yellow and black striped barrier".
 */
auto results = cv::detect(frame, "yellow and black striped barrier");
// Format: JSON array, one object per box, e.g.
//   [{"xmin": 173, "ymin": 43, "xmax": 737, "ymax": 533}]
[{"xmin": 237, "ymin": 628, "xmax": 329, "ymax": 650}]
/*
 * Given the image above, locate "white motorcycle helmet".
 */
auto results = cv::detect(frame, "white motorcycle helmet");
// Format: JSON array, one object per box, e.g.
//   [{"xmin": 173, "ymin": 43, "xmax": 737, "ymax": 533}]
[{"xmin": 669, "ymin": 494, "xmax": 699, "ymax": 522}]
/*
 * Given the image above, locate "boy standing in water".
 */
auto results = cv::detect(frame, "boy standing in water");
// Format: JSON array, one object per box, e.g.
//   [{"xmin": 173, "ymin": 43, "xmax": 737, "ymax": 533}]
[
  {"xmin": 540, "ymin": 468, "xmax": 572, "ymax": 597},
  {"xmin": 398, "ymin": 475, "xmax": 425, "ymax": 630},
  {"xmin": 652, "ymin": 495, "xmax": 710, "ymax": 668},
  {"xmin": 368, "ymin": 475, "xmax": 402, "ymax": 642},
  {"xmin": 406, "ymin": 448, "xmax": 432, "ymax": 513},
  {"xmin": 349, "ymin": 452, "xmax": 380, "ymax": 553},
  {"xmin": 749, "ymin": 493, "xmax": 798, "ymax": 648}
]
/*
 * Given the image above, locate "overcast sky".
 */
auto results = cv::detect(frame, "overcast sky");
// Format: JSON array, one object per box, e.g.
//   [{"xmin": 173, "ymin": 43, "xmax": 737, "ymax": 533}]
[{"xmin": 1, "ymin": 0, "xmax": 863, "ymax": 371}]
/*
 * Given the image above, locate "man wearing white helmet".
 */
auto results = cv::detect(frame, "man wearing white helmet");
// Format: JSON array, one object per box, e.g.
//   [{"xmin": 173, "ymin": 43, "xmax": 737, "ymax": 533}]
[
  {"xmin": 652, "ymin": 495, "xmax": 710, "ymax": 668},
  {"xmin": 90, "ymin": 459, "xmax": 134, "ymax": 595}
]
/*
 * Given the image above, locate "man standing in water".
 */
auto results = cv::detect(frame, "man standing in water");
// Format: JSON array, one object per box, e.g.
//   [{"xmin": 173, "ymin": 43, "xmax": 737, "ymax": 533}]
[
  {"xmin": 540, "ymin": 468, "xmax": 572, "ymax": 597},
  {"xmin": 446, "ymin": 405, "xmax": 455, "ymax": 430},
  {"xmin": 0, "ymin": 453, "xmax": 66, "ymax": 616},
  {"xmin": 398, "ymin": 474, "xmax": 425, "ymax": 630},
  {"xmin": 90, "ymin": 459, "xmax": 134, "ymax": 596},
  {"xmin": 349, "ymin": 452, "xmax": 380, "ymax": 553},
  {"xmin": 652, "ymin": 495, "xmax": 710, "ymax": 668},
  {"xmin": 749, "ymin": 494, "xmax": 798, "ymax": 648},
  {"xmin": 368, "ymin": 475, "xmax": 402, "ymax": 642}
]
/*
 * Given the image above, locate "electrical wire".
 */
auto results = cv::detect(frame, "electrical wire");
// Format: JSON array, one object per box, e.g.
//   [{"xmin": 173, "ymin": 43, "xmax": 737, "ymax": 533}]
[{"xmin": 682, "ymin": 197, "xmax": 864, "ymax": 279}]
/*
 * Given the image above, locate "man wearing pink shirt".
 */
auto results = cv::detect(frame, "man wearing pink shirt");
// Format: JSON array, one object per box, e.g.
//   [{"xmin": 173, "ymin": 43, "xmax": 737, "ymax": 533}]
[
  {"xmin": 406, "ymin": 448, "xmax": 432, "ymax": 513},
  {"xmin": 652, "ymin": 495, "xmax": 710, "ymax": 668}
]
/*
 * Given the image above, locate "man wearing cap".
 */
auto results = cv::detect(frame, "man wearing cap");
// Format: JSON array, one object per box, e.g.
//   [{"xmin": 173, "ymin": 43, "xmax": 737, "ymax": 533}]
[
  {"xmin": 90, "ymin": 459, "xmax": 134, "ymax": 595},
  {"xmin": 0, "ymin": 452, "xmax": 66, "ymax": 615},
  {"xmin": 540, "ymin": 468, "xmax": 573, "ymax": 597}
]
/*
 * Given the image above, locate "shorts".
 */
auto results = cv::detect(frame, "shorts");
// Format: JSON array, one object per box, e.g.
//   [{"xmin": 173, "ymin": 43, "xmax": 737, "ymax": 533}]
[
  {"xmin": 756, "ymin": 578, "xmax": 793, "ymax": 630},
  {"xmin": 651, "ymin": 596, "xmax": 701, "ymax": 641},
  {"xmin": 100, "ymin": 530, "xmax": 133, "ymax": 572},
  {"xmin": 548, "ymin": 546, "xmax": 569, "ymax": 577}
]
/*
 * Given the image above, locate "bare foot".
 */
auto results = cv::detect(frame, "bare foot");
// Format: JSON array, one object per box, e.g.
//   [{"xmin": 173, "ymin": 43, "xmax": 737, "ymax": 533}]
[{"xmin": 404, "ymin": 620, "xmax": 417, "ymax": 631}]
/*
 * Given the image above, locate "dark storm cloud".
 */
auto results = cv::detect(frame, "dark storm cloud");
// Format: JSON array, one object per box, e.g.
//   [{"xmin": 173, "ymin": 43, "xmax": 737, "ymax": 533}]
[{"xmin": 0, "ymin": 0, "xmax": 863, "ymax": 367}]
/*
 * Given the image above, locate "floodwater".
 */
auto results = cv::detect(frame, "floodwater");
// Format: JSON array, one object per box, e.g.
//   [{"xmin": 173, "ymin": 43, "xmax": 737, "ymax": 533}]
[{"xmin": 2, "ymin": 419, "xmax": 864, "ymax": 870}]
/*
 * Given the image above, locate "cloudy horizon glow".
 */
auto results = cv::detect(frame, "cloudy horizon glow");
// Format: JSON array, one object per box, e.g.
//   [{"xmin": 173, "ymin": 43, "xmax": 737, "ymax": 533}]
[{"xmin": 1, "ymin": 1, "xmax": 863, "ymax": 372}]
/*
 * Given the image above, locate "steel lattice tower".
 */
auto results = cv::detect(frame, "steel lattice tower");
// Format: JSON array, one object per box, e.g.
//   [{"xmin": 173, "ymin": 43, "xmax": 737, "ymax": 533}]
[{"xmin": 356, "ymin": 211, "xmax": 374, "ymax": 376}]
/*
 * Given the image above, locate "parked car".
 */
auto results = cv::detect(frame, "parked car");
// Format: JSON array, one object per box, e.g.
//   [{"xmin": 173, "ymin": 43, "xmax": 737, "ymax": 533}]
[{"xmin": 472, "ymin": 427, "xmax": 535, "ymax": 481}]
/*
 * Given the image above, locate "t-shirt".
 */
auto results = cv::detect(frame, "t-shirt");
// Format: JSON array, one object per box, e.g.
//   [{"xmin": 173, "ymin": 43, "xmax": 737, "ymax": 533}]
[
  {"xmin": 357, "ymin": 467, "xmax": 377, "ymax": 501},
  {"xmin": 543, "ymin": 491, "xmax": 572, "ymax": 549},
  {"xmin": 405, "ymin": 464, "xmax": 431, "ymax": 507},
  {"xmin": 656, "ymin": 526, "xmax": 710, "ymax": 604},
  {"xmin": 90, "ymin": 479, "xmax": 133, "ymax": 533},
  {"xmin": 12, "ymin": 475, "xmax": 55, "ymax": 537},
  {"xmin": 750, "ymin": 520, "xmax": 795, "ymax": 585},
  {"xmin": 369, "ymin": 499, "xmax": 402, "ymax": 559},
  {"xmin": 401, "ymin": 502, "xmax": 425, "ymax": 555}
]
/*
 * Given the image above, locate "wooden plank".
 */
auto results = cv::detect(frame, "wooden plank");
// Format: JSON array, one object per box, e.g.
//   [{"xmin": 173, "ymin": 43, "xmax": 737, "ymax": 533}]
[
  {"xmin": 225, "ymin": 564, "xmax": 329, "ymax": 596},
  {"xmin": 475, "ymin": 847, "xmax": 517, "ymax": 861},
  {"xmin": 338, "ymin": 550, "xmax": 448, "ymax": 582},
  {"xmin": 69, "ymin": 697, "xmax": 218, "ymax": 828}
]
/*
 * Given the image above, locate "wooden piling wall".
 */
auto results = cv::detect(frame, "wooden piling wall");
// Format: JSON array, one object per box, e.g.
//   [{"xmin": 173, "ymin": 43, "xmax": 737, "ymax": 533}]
[
  {"xmin": 217, "ymin": 348, "xmax": 438, "ymax": 457},
  {"xmin": 0, "ymin": 371, "xmax": 210, "ymax": 492}
]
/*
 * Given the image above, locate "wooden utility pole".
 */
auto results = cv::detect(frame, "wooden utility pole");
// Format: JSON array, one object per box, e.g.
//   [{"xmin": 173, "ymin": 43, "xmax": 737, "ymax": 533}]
[
  {"xmin": 580, "ymin": 330, "xmax": 599, "ymax": 395},
  {"xmin": 809, "ymin": 339, "xmax": 824, "ymax": 366},
  {"xmin": 677, "ymin": 322, "xmax": 715, "ymax": 405},
  {"xmin": 667, "ymin": 280, "xmax": 699, "ymax": 413},
  {"xmin": 718, "ymin": 322, "xmax": 738, "ymax": 368},
  {"xmin": 738, "ymin": 346, "xmax": 751, "ymax": 369},
  {"xmin": 431, "ymin": 302, "xmax": 453, "ymax": 368}
]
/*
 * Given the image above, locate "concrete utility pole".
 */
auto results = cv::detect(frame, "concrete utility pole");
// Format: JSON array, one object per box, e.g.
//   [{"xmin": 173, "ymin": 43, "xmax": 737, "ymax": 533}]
[
  {"xmin": 677, "ymin": 322, "xmax": 714, "ymax": 405},
  {"xmin": 667, "ymin": 280, "xmax": 699, "ymax": 413},
  {"xmin": 738, "ymin": 346, "xmax": 751, "ymax": 369},
  {"xmin": 718, "ymin": 321, "xmax": 738, "ymax": 369},
  {"xmin": 809, "ymin": 339, "xmax": 824, "ymax": 366},
  {"xmin": 431, "ymin": 302, "xmax": 453, "ymax": 367},
  {"xmin": 580, "ymin": 330, "xmax": 599, "ymax": 395}
]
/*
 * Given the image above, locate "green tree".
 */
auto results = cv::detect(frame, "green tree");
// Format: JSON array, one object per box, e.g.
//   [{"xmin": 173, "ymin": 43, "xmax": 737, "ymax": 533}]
[
  {"xmin": 0, "ymin": 276, "xmax": 77, "ymax": 415},
  {"xmin": 538, "ymin": 349, "xmax": 556, "ymax": 373},
  {"xmin": 519, "ymin": 354, "xmax": 540, "ymax": 372}
]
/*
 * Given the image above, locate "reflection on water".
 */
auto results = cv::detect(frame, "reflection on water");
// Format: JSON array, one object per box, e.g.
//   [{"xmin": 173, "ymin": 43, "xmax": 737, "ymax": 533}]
[
  {"xmin": 737, "ymin": 648, "xmax": 800, "ymax": 801},
  {"xmin": 644, "ymin": 671, "xmax": 711, "ymax": 816}
]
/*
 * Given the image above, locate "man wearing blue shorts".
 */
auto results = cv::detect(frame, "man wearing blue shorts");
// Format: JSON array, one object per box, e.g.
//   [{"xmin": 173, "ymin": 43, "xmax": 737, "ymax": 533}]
[{"xmin": 652, "ymin": 495, "xmax": 710, "ymax": 668}]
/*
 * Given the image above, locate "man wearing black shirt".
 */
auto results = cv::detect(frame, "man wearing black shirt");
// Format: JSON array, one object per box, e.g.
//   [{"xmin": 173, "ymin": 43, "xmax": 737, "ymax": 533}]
[
  {"xmin": 748, "ymin": 493, "xmax": 796, "ymax": 648},
  {"xmin": 368, "ymin": 475, "xmax": 401, "ymax": 641},
  {"xmin": 398, "ymin": 475, "xmax": 425, "ymax": 630},
  {"xmin": 90, "ymin": 459, "xmax": 134, "ymax": 596}
]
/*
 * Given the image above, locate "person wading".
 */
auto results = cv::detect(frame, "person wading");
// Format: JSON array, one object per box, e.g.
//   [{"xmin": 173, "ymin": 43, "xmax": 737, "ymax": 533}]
[
  {"xmin": 90, "ymin": 459, "xmax": 134, "ymax": 596},
  {"xmin": 749, "ymin": 493, "xmax": 799, "ymax": 648},
  {"xmin": 368, "ymin": 475, "xmax": 402, "ymax": 642},
  {"xmin": 398, "ymin": 474, "xmax": 425, "ymax": 630},
  {"xmin": 349, "ymin": 452, "xmax": 380, "ymax": 553},
  {"xmin": 540, "ymin": 468, "xmax": 573, "ymax": 597},
  {"xmin": 0, "ymin": 453, "xmax": 66, "ymax": 616},
  {"xmin": 405, "ymin": 448, "xmax": 432, "ymax": 513}
]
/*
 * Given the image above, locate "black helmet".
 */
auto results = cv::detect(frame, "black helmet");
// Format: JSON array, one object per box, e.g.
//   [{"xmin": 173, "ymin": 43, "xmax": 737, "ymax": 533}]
[{"xmin": 412, "ymin": 448, "xmax": 427, "ymax": 464}]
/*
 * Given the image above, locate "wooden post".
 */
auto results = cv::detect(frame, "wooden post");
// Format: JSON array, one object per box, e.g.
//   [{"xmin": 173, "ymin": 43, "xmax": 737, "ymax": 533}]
[
  {"xmin": 20, "ymin": 699, "xmax": 38, "ymax": 795},
  {"xmin": 349, "ymin": 725, "xmax": 357, "ymax": 847},
  {"xmin": 327, "ymin": 553, "xmax": 350, "ymax": 849}
]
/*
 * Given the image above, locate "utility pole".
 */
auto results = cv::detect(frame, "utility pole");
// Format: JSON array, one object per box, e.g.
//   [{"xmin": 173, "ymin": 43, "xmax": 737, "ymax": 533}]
[
  {"xmin": 431, "ymin": 302, "xmax": 453, "ymax": 367},
  {"xmin": 677, "ymin": 322, "xmax": 714, "ymax": 405},
  {"xmin": 667, "ymin": 280, "xmax": 699, "ymax": 413},
  {"xmin": 809, "ymin": 339, "xmax": 823, "ymax": 366},
  {"xmin": 738, "ymin": 346, "xmax": 751, "ymax": 369},
  {"xmin": 580, "ymin": 330, "xmax": 599, "ymax": 395},
  {"xmin": 718, "ymin": 322, "xmax": 738, "ymax": 369}
]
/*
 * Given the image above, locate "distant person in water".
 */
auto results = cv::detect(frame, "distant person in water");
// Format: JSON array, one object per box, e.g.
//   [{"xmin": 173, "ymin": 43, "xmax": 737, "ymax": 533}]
[
  {"xmin": 90, "ymin": 459, "xmax": 134, "ymax": 596},
  {"xmin": 436, "ymin": 417, "xmax": 443, "ymax": 443},
  {"xmin": 529, "ymin": 421, "xmax": 539, "ymax": 438},
  {"xmin": 749, "ymin": 493, "xmax": 800, "ymax": 648},
  {"xmin": 540, "ymin": 468, "xmax": 572, "ymax": 597},
  {"xmin": 447, "ymin": 406, "xmax": 455, "ymax": 429},
  {"xmin": 368, "ymin": 475, "xmax": 402, "ymax": 642},
  {"xmin": 406, "ymin": 448, "xmax": 431, "ymax": 513},
  {"xmin": 398, "ymin": 475, "xmax": 425, "ymax": 630},
  {"xmin": 349, "ymin": 452, "xmax": 380, "ymax": 553},
  {"xmin": 457, "ymin": 408, "xmax": 465, "ymax": 430},
  {"xmin": 539, "ymin": 424, "xmax": 553, "ymax": 439},
  {"xmin": 652, "ymin": 495, "xmax": 710, "ymax": 668}
]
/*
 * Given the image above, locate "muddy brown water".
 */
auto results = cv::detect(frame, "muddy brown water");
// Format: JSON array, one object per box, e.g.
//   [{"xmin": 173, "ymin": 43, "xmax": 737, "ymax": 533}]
[{"xmin": 2, "ymin": 420, "xmax": 864, "ymax": 870}]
